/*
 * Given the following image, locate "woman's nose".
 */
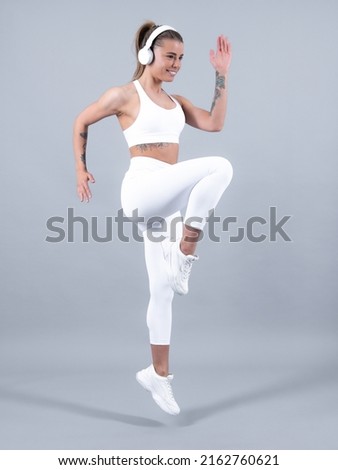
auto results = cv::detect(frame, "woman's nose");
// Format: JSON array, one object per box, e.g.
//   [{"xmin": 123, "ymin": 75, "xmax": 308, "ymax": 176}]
[{"xmin": 172, "ymin": 58, "xmax": 180, "ymax": 68}]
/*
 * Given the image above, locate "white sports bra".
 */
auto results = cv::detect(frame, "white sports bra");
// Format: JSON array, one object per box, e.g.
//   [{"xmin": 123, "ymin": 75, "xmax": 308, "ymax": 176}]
[{"xmin": 123, "ymin": 80, "xmax": 186, "ymax": 148}]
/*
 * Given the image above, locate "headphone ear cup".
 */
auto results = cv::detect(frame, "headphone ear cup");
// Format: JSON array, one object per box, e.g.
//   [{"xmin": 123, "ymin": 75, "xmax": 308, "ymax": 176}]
[
  {"xmin": 138, "ymin": 47, "xmax": 153, "ymax": 65},
  {"xmin": 146, "ymin": 48, "xmax": 154, "ymax": 64}
]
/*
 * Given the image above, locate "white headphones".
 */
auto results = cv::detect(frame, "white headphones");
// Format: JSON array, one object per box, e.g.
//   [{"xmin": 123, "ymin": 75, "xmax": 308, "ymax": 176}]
[{"xmin": 138, "ymin": 25, "xmax": 177, "ymax": 65}]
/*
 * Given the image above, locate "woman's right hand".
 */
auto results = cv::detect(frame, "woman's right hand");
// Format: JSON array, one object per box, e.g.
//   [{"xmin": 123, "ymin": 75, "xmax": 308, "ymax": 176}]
[{"xmin": 76, "ymin": 170, "xmax": 95, "ymax": 202}]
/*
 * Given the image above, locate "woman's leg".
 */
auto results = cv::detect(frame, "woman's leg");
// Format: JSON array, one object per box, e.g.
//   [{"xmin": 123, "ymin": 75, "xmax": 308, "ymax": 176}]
[
  {"xmin": 151, "ymin": 345, "xmax": 169, "ymax": 377},
  {"xmin": 122, "ymin": 156, "xmax": 233, "ymax": 234},
  {"xmin": 122, "ymin": 156, "xmax": 233, "ymax": 414},
  {"xmin": 144, "ymin": 229, "xmax": 174, "ymax": 350},
  {"xmin": 143, "ymin": 212, "xmax": 181, "ymax": 349},
  {"xmin": 152, "ymin": 157, "xmax": 233, "ymax": 293},
  {"xmin": 136, "ymin": 218, "xmax": 181, "ymax": 415}
]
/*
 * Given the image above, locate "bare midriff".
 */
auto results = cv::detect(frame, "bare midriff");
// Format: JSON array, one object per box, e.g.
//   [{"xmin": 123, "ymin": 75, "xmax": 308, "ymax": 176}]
[{"xmin": 129, "ymin": 142, "xmax": 179, "ymax": 165}]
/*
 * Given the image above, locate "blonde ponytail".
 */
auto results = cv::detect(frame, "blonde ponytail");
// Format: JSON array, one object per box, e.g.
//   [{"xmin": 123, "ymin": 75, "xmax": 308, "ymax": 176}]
[{"xmin": 132, "ymin": 21, "xmax": 157, "ymax": 80}]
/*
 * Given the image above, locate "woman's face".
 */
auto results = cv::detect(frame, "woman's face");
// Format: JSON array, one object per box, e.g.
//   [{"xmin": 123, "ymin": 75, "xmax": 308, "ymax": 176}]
[{"xmin": 152, "ymin": 39, "xmax": 184, "ymax": 81}]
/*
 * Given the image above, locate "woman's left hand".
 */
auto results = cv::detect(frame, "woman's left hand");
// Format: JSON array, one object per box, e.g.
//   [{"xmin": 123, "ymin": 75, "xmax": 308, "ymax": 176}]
[{"xmin": 209, "ymin": 35, "xmax": 232, "ymax": 74}]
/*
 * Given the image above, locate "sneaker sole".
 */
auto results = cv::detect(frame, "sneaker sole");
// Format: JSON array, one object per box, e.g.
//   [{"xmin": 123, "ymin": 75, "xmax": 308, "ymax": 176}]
[
  {"xmin": 164, "ymin": 260, "xmax": 188, "ymax": 296},
  {"xmin": 136, "ymin": 372, "xmax": 180, "ymax": 416},
  {"xmin": 152, "ymin": 393, "xmax": 180, "ymax": 416}
]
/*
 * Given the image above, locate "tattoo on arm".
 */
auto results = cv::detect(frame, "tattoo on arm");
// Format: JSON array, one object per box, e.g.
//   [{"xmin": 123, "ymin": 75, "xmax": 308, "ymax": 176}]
[
  {"xmin": 216, "ymin": 71, "xmax": 226, "ymax": 89},
  {"xmin": 211, "ymin": 71, "xmax": 226, "ymax": 112},
  {"xmin": 80, "ymin": 132, "xmax": 88, "ymax": 168}
]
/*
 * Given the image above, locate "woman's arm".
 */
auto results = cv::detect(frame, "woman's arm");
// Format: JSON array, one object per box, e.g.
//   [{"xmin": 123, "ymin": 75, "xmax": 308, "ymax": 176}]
[
  {"xmin": 175, "ymin": 35, "xmax": 232, "ymax": 132},
  {"xmin": 73, "ymin": 87, "xmax": 125, "ymax": 202}
]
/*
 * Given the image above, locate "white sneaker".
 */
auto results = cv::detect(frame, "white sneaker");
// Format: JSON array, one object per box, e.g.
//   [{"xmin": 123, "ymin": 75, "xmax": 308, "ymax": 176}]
[
  {"xmin": 136, "ymin": 364, "xmax": 180, "ymax": 415},
  {"xmin": 162, "ymin": 239, "xmax": 199, "ymax": 295}
]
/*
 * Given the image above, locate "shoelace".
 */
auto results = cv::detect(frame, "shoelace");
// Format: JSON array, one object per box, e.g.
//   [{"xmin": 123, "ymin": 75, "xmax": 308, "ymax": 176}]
[
  {"xmin": 164, "ymin": 378, "xmax": 175, "ymax": 399},
  {"xmin": 180, "ymin": 257, "xmax": 194, "ymax": 281}
]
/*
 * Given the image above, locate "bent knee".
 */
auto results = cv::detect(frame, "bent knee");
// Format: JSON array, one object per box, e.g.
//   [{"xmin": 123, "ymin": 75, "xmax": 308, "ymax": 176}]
[{"xmin": 212, "ymin": 156, "xmax": 233, "ymax": 184}]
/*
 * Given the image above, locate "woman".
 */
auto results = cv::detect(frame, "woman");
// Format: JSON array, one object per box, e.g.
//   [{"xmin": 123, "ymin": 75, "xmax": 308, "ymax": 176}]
[{"xmin": 73, "ymin": 21, "xmax": 233, "ymax": 415}]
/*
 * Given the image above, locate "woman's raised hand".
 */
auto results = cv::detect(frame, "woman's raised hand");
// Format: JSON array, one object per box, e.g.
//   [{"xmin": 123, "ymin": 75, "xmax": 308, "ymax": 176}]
[{"xmin": 209, "ymin": 35, "xmax": 232, "ymax": 74}]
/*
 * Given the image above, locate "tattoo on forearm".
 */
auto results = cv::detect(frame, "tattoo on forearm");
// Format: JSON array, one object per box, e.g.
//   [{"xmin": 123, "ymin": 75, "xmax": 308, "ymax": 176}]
[
  {"xmin": 216, "ymin": 71, "xmax": 226, "ymax": 89},
  {"xmin": 211, "ymin": 71, "xmax": 226, "ymax": 112},
  {"xmin": 80, "ymin": 131, "xmax": 88, "ymax": 168},
  {"xmin": 136, "ymin": 142, "xmax": 170, "ymax": 152}
]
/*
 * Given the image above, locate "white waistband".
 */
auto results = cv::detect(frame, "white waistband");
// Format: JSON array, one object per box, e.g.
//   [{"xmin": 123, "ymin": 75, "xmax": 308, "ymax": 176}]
[{"xmin": 128, "ymin": 156, "xmax": 172, "ymax": 170}]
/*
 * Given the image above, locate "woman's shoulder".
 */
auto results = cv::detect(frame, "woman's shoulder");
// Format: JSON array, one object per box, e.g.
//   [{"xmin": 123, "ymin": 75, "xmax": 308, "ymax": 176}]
[
  {"xmin": 98, "ymin": 81, "xmax": 137, "ymax": 113},
  {"xmin": 171, "ymin": 94, "xmax": 191, "ymax": 108},
  {"xmin": 104, "ymin": 81, "xmax": 136, "ymax": 100}
]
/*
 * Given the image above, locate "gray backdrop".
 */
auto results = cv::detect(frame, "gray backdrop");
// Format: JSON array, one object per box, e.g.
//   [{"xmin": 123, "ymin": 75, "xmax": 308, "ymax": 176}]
[{"xmin": 1, "ymin": 0, "xmax": 337, "ymax": 450}]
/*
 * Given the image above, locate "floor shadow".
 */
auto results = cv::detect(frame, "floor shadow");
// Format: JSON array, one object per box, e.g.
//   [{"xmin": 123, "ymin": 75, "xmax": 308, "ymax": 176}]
[
  {"xmin": 176, "ymin": 366, "xmax": 338, "ymax": 427},
  {"xmin": 0, "ymin": 387, "xmax": 164, "ymax": 428},
  {"xmin": 2, "ymin": 366, "xmax": 337, "ymax": 429}
]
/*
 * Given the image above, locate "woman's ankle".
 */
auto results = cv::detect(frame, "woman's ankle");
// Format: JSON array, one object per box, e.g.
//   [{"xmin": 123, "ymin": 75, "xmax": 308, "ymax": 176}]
[
  {"xmin": 179, "ymin": 240, "xmax": 196, "ymax": 256},
  {"xmin": 154, "ymin": 365, "xmax": 169, "ymax": 377}
]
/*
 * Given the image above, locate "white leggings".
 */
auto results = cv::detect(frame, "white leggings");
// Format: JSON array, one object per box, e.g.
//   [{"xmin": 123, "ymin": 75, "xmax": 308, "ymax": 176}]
[{"xmin": 121, "ymin": 156, "xmax": 233, "ymax": 345}]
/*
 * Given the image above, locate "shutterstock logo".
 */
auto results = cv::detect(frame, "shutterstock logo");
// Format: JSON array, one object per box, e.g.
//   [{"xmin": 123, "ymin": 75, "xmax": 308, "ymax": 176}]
[{"xmin": 45, "ymin": 207, "xmax": 292, "ymax": 243}]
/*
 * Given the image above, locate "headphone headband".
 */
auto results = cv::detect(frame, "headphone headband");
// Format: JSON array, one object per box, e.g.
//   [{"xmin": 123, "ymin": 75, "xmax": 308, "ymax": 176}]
[{"xmin": 144, "ymin": 24, "xmax": 177, "ymax": 49}]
